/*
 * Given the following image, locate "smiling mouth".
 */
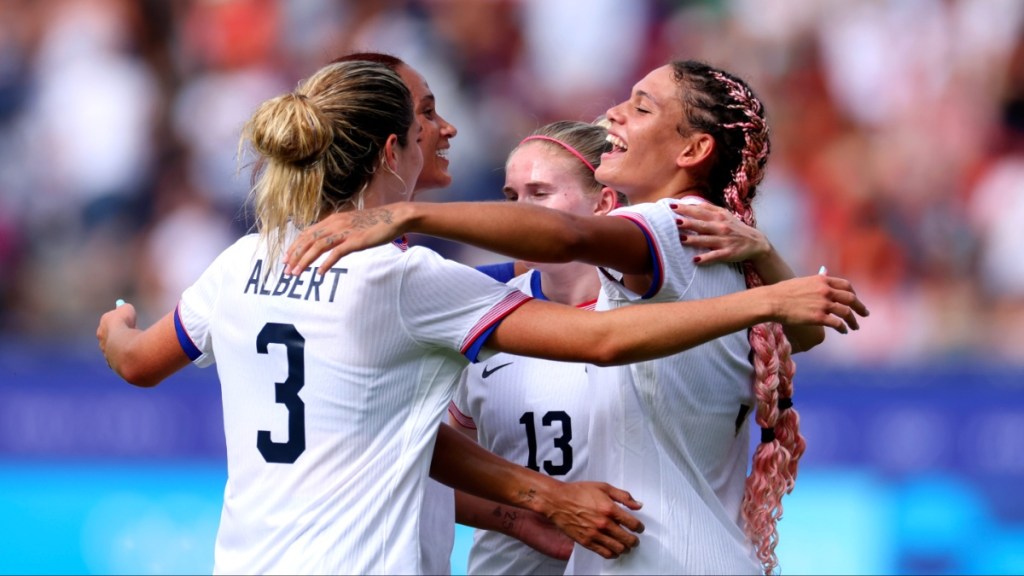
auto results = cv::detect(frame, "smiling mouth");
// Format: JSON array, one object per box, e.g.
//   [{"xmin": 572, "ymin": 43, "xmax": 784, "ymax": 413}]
[
  {"xmin": 606, "ymin": 133, "xmax": 627, "ymax": 152},
  {"xmin": 436, "ymin": 148, "xmax": 449, "ymax": 160}
]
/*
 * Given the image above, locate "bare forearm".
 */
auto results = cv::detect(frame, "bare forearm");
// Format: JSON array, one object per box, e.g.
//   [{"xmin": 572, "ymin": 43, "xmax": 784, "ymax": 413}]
[
  {"xmin": 431, "ymin": 423, "xmax": 559, "ymax": 516},
  {"xmin": 455, "ymin": 489, "xmax": 525, "ymax": 533},
  {"xmin": 97, "ymin": 310, "xmax": 189, "ymax": 388},
  {"xmin": 491, "ymin": 289, "xmax": 775, "ymax": 366},
  {"xmin": 454, "ymin": 489, "xmax": 575, "ymax": 561},
  {"xmin": 103, "ymin": 325, "xmax": 152, "ymax": 386},
  {"xmin": 400, "ymin": 202, "xmax": 651, "ymax": 274},
  {"xmin": 491, "ymin": 274, "xmax": 865, "ymax": 366}
]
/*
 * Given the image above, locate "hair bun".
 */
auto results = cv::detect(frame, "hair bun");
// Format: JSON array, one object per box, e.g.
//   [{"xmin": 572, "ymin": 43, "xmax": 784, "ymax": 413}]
[{"xmin": 249, "ymin": 92, "xmax": 333, "ymax": 167}]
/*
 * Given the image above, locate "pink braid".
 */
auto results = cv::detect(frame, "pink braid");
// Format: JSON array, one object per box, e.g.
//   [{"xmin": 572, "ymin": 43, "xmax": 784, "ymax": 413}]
[{"xmin": 712, "ymin": 70, "xmax": 800, "ymax": 576}]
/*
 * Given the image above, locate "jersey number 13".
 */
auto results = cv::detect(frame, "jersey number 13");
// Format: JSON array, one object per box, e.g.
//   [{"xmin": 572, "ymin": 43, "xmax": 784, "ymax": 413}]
[{"xmin": 519, "ymin": 411, "xmax": 573, "ymax": 476}]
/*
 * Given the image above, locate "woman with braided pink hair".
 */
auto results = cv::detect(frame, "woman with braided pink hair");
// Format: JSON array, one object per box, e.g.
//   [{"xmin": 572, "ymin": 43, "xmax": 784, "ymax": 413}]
[{"xmin": 283, "ymin": 59, "xmax": 865, "ymax": 575}]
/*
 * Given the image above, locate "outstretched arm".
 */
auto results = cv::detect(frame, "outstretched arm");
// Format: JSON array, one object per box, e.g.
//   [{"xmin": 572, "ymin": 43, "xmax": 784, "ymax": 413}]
[
  {"xmin": 672, "ymin": 202, "xmax": 826, "ymax": 352},
  {"xmin": 283, "ymin": 202, "xmax": 652, "ymax": 277},
  {"xmin": 487, "ymin": 274, "xmax": 867, "ymax": 365},
  {"xmin": 431, "ymin": 423, "xmax": 644, "ymax": 559},
  {"xmin": 97, "ymin": 303, "xmax": 190, "ymax": 387}
]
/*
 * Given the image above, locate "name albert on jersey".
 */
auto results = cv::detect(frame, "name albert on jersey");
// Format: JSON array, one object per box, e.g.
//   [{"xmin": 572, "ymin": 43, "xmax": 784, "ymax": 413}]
[{"xmin": 243, "ymin": 259, "xmax": 347, "ymax": 302}]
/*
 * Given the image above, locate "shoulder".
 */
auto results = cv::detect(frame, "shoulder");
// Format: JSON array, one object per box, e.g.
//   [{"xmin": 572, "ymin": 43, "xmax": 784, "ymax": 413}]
[{"xmin": 505, "ymin": 270, "xmax": 535, "ymax": 293}]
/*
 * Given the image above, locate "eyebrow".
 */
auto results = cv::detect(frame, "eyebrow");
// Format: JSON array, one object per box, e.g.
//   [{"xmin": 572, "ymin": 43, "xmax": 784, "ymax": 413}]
[{"xmin": 636, "ymin": 89, "xmax": 659, "ymax": 106}]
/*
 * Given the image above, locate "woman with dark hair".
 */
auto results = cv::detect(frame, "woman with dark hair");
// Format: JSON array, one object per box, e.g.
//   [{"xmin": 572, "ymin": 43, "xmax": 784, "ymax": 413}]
[{"xmin": 283, "ymin": 60, "xmax": 865, "ymax": 575}]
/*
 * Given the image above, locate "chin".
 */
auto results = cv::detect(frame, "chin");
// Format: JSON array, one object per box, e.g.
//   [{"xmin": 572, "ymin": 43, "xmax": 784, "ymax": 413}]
[{"xmin": 421, "ymin": 172, "xmax": 452, "ymax": 191}]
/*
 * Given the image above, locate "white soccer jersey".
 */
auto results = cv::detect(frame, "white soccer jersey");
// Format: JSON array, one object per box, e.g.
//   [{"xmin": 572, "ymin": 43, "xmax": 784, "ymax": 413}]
[
  {"xmin": 419, "ymin": 473, "xmax": 455, "ymax": 575},
  {"xmin": 451, "ymin": 269, "xmax": 594, "ymax": 576},
  {"xmin": 174, "ymin": 226, "xmax": 530, "ymax": 575},
  {"xmin": 567, "ymin": 197, "xmax": 762, "ymax": 575}
]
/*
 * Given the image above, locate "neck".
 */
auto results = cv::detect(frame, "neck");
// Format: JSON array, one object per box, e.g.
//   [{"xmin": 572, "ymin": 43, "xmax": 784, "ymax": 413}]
[
  {"xmin": 535, "ymin": 262, "xmax": 600, "ymax": 306},
  {"xmin": 626, "ymin": 170, "xmax": 708, "ymax": 205},
  {"xmin": 358, "ymin": 179, "xmax": 406, "ymax": 210}
]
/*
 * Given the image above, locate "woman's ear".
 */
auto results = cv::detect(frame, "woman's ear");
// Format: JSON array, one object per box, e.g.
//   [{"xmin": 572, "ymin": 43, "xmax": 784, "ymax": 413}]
[
  {"xmin": 594, "ymin": 186, "xmax": 620, "ymax": 216},
  {"xmin": 382, "ymin": 134, "xmax": 400, "ymax": 171},
  {"xmin": 676, "ymin": 132, "xmax": 715, "ymax": 169}
]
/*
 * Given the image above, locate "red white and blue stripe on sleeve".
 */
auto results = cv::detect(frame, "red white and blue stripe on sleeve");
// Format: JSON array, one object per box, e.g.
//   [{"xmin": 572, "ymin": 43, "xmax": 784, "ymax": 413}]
[
  {"xmin": 460, "ymin": 291, "xmax": 532, "ymax": 362},
  {"xmin": 448, "ymin": 400, "xmax": 476, "ymax": 430}
]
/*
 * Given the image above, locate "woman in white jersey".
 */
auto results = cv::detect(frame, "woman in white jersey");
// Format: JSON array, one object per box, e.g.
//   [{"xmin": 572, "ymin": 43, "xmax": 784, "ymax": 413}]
[
  {"xmin": 98, "ymin": 60, "xmax": 866, "ymax": 575},
  {"xmin": 327, "ymin": 52, "xmax": 590, "ymax": 572},
  {"xmin": 449, "ymin": 119, "xmax": 621, "ymax": 575},
  {"xmin": 283, "ymin": 60, "xmax": 855, "ymax": 575}
]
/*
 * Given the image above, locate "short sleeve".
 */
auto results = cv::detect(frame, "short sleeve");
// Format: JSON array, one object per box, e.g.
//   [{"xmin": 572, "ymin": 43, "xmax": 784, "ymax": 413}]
[
  {"xmin": 397, "ymin": 248, "xmax": 531, "ymax": 362},
  {"xmin": 176, "ymin": 246, "xmax": 234, "ymax": 367},
  {"xmin": 601, "ymin": 198, "xmax": 703, "ymax": 303}
]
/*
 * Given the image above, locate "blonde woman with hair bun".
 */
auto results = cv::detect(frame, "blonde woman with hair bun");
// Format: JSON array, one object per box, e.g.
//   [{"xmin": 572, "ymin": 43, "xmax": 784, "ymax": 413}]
[{"xmin": 98, "ymin": 59, "xmax": 868, "ymax": 575}]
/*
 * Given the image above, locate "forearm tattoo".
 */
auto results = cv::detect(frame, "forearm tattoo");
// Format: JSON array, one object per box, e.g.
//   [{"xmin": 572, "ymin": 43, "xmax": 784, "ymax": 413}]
[
  {"xmin": 491, "ymin": 505, "xmax": 518, "ymax": 533},
  {"xmin": 517, "ymin": 488, "xmax": 537, "ymax": 504}
]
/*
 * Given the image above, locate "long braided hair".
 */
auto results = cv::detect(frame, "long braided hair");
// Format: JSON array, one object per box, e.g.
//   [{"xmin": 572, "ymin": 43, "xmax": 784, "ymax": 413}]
[{"xmin": 671, "ymin": 60, "xmax": 804, "ymax": 575}]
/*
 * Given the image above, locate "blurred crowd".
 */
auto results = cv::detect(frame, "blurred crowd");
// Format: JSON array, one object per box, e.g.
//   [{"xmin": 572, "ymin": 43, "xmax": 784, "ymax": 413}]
[{"xmin": 1, "ymin": 0, "xmax": 1023, "ymax": 365}]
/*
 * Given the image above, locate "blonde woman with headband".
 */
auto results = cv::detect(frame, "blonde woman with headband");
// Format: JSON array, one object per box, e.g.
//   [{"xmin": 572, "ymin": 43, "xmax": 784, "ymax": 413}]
[{"xmin": 446, "ymin": 120, "xmax": 621, "ymax": 575}]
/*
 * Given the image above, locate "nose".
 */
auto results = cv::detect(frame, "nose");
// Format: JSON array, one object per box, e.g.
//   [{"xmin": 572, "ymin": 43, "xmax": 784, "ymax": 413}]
[
  {"xmin": 439, "ymin": 113, "xmax": 457, "ymax": 138},
  {"xmin": 605, "ymin": 101, "xmax": 625, "ymax": 124}
]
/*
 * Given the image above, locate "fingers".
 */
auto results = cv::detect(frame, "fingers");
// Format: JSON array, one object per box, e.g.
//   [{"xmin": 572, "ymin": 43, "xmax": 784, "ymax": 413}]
[
  {"xmin": 670, "ymin": 202, "xmax": 722, "ymax": 220},
  {"xmin": 286, "ymin": 233, "xmax": 347, "ymax": 276},
  {"xmin": 689, "ymin": 247, "xmax": 731, "ymax": 265},
  {"xmin": 586, "ymin": 529, "xmax": 636, "ymax": 559},
  {"xmin": 823, "ymin": 276, "xmax": 870, "ymax": 318},
  {"xmin": 602, "ymin": 485, "xmax": 643, "ymax": 513},
  {"xmin": 823, "ymin": 308, "xmax": 849, "ymax": 334},
  {"xmin": 571, "ymin": 515, "xmax": 638, "ymax": 559},
  {"xmin": 848, "ymin": 295, "xmax": 870, "ymax": 317},
  {"xmin": 317, "ymin": 246, "xmax": 347, "ymax": 276},
  {"xmin": 287, "ymin": 237, "xmax": 326, "ymax": 276}
]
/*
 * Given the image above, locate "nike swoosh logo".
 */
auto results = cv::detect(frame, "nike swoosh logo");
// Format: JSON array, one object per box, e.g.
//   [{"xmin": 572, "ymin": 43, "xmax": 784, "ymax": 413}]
[{"xmin": 481, "ymin": 362, "xmax": 513, "ymax": 379}]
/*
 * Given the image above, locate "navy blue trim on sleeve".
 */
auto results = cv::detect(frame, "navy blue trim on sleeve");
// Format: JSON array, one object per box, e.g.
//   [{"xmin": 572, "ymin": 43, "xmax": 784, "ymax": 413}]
[
  {"xmin": 528, "ymin": 269, "xmax": 550, "ymax": 301},
  {"xmin": 173, "ymin": 305, "xmax": 203, "ymax": 361},
  {"xmin": 464, "ymin": 323, "xmax": 500, "ymax": 363},
  {"xmin": 614, "ymin": 214, "xmax": 663, "ymax": 299},
  {"xmin": 475, "ymin": 261, "xmax": 517, "ymax": 283}
]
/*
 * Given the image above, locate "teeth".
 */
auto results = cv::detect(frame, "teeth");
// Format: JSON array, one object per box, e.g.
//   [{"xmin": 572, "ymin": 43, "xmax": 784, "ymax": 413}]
[
  {"xmin": 436, "ymin": 148, "xmax": 448, "ymax": 159},
  {"xmin": 606, "ymin": 134, "xmax": 627, "ymax": 151}
]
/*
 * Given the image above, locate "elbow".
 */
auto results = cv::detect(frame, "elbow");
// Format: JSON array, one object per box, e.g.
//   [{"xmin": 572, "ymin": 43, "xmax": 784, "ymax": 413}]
[
  {"xmin": 115, "ymin": 357, "xmax": 163, "ymax": 388},
  {"xmin": 587, "ymin": 339, "xmax": 630, "ymax": 367},
  {"xmin": 120, "ymin": 368, "xmax": 161, "ymax": 388}
]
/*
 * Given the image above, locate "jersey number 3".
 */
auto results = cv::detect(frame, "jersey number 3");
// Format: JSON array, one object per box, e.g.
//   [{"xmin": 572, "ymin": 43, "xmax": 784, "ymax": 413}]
[{"xmin": 256, "ymin": 323, "xmax": 306, "ymax": 464}]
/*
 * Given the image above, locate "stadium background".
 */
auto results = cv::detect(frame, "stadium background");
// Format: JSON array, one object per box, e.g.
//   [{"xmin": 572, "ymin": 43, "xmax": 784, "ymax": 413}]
[{"xmin": 1, "ymin": 0, "xmax": 1023, "ymax": 574}]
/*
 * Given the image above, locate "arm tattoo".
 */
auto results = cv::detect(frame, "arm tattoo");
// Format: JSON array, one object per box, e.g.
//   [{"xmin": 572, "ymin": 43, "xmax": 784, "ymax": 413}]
[
  {"xmin": 517, "ymin": 488, "xmax": 537, "ymax": 503},
  {"xmin": 501, "ymin": 510, "xmax": 518, "ymax": 532},
  {"xmin": 491, "ymin": 505, "xmax": 518, "ymax": 532}
]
